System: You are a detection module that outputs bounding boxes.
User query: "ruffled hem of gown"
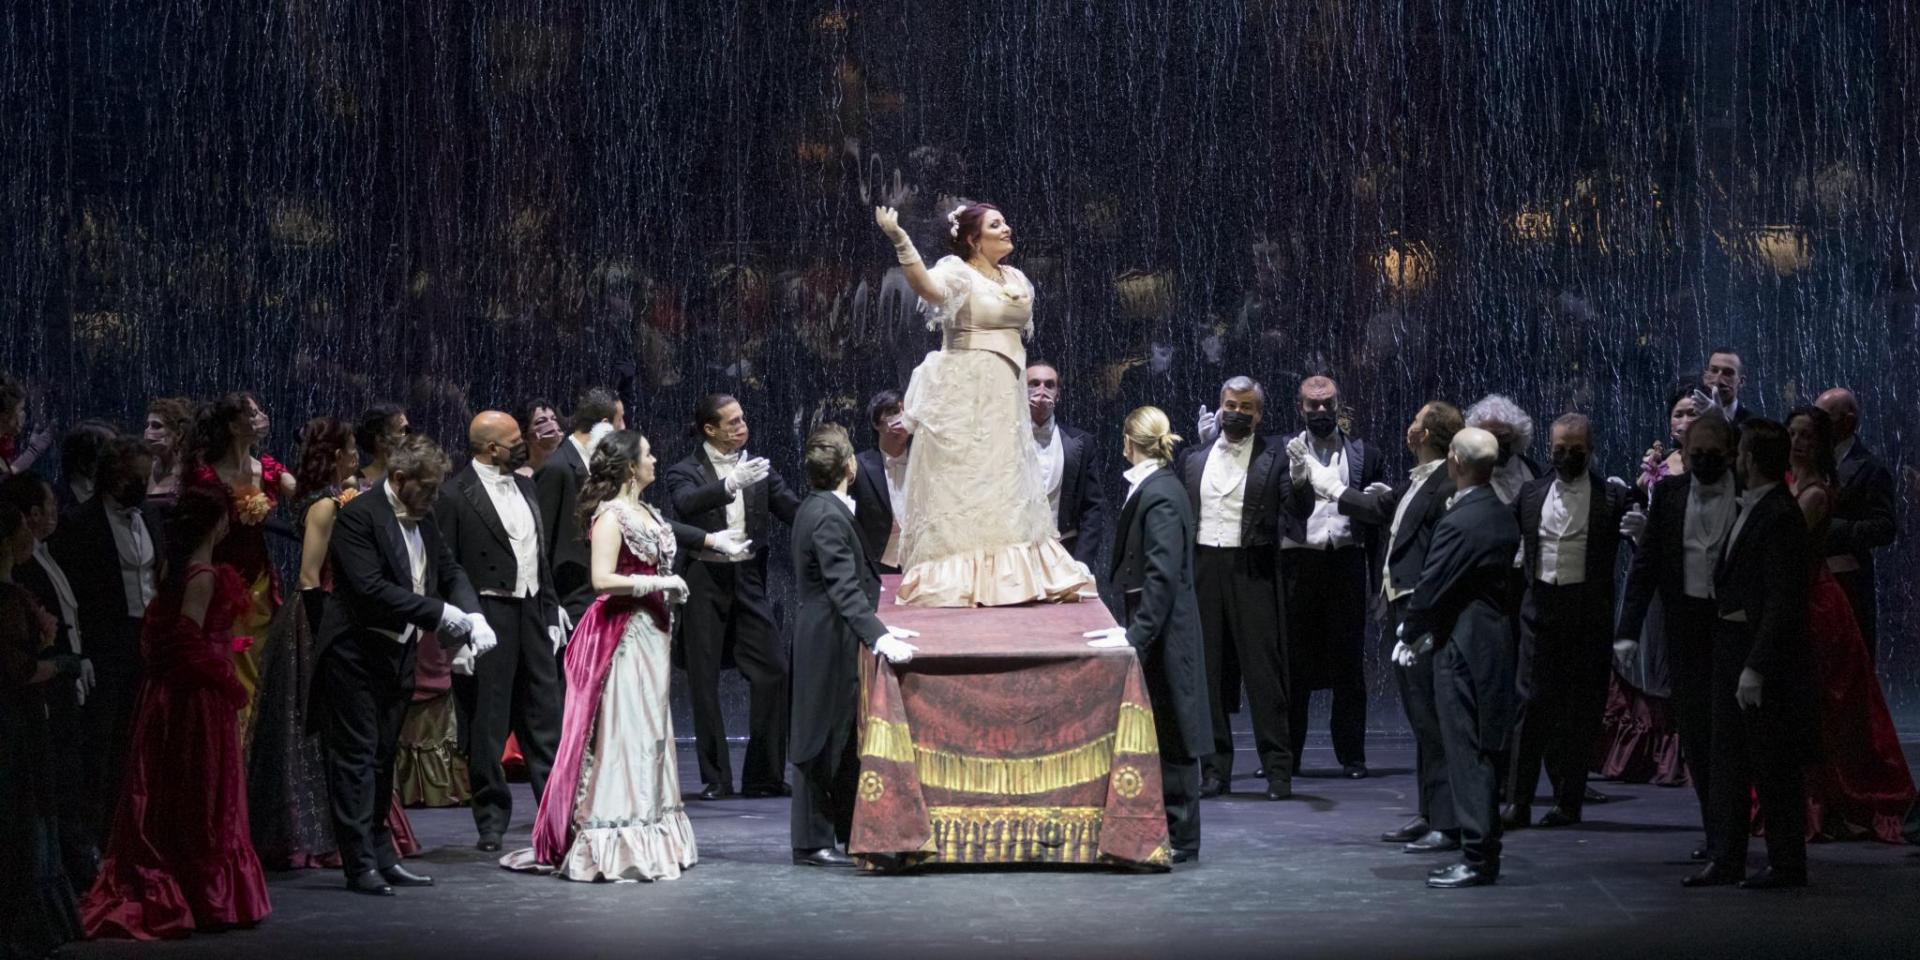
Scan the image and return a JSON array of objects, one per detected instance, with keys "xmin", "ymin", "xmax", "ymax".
[
  {"xmin": 895, "ymin": 537, "xmax": 1097, "ymax": 608},
  {"xmin": 498, "ymin": 813, "xmax": 698, "ymax": 882},
  {"xmin": 81, "ymin": 850, "xmax": 272, "ymax": 940},
  {"xmin": 394, "ymin": 695, "xmax": 471, "ymax": 808},
  {"xmin": 1592, "ymin": 673, "xmax": 1688, "ymax": 787}
]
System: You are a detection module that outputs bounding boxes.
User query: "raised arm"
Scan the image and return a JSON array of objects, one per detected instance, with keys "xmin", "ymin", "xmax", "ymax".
[{"xmin": 875, "ymin": 206, "xmax": 950, "ymax": 306}]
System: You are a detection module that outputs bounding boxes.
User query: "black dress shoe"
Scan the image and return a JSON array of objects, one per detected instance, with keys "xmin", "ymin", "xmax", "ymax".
[
  {"xmin": 743, "ymin": 783, "xmax": 793, "ymax": 799},
  {"xmin": 1738, "ymin": 867, "xmax": 1807, "ymax": 890},
  {"xmin": 1584, "ymin": 786, "xmax": 1611, "ymax": 804},
  {"xmin": 1403, "ymin": 830, "xmax": 1461, "ymax": 854},
  {"xmin": 1536, "ymin": 807, "xmax": 1582, "ymax": 828},
  {"xmin": 476, "ymin": 834, "xmax": 503, "ymax": 853},
  {"xmin": 1499, "ymin": 805, "xmax": 1532, "ymax": 830},
  {"xmin": 1265, "ymin": 781, "xmax": 1293, "ymax": 801},
  {"xmin": 1426, "ymin": 863, "xmax": 1496, "ymax": 888},
  {"xmin": 1382, "ymin": 818, "xmax": 1430, "ymax": 843},
  {"xmin": 1253, "ymin": 767, "xmax": 1267, "ymax": 779},
  {"xmin": 381, "ymin": 864, "xmax": 434, "ymax": 887},
  {"xmin": 346, "ymin": 870, "xmax": 395, "ymax": 896},
  {"xmin": 1343, "ymin": 763, "xmax": 1369, "ymax": 780},
  {"xmin": 1690, "ymin": 846, "xmax": 1712, "ymax": 862},
  {"xmin": 1682, "ymin": 863, "xmax": 1743, "ymax": 887},
  {"xmin": 1198, "ymin": 776, "xmax": 1227, "ymax": 799},
  {"xmin": 1171, "ymin": 848, "xmax": 1199, "ymax": 864},
  {"xmin": 698, "ymin": 784, "xmax": 734, "ymax": 801},
  {"xmin": 792, "ymin": 847, "xmax": 854, "ymax": 867}
]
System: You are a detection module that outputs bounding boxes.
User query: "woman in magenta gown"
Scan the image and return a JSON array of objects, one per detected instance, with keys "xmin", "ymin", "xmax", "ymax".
[
  {"xmin": 81, "ymin": 486, "xmax": 271, "ymax": 939},
  {"xmin": 503, "ymin": 430, "xmax": 696, "ymax": 881},
  {"xmin": 1779, "ymin": 406, "xmax": 1916, "ymax": 843}
]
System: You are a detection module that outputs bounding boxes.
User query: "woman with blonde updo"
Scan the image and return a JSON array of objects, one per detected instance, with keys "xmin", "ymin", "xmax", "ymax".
[
  {"xmin": 1093, "ymin": 406, "xmax": 1208, "ymax": 863},
  {"xmin": 871, "ymin": 201, "xmax": 1096, "ymax": 607}
]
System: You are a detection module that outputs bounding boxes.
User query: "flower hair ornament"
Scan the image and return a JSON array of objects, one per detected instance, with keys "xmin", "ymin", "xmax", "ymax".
[{"xmin": 947, "ymin": 204, "xmax": 968, "ymax": 237}]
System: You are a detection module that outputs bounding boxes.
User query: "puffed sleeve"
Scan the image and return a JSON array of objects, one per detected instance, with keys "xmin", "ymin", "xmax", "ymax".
[{"xmin": 919, "ymin": 255, "xmax": 974, "ymax": 331}]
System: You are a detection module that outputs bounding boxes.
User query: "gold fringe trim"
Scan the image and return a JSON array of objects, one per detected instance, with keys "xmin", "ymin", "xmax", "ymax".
[
  {"xmin": 860, "ymin": 703, "xmax": 1160, "ymax": 796},
  {"xmin": 926, "ymin": 806, "xmax": 1106, "ymax": 864}
]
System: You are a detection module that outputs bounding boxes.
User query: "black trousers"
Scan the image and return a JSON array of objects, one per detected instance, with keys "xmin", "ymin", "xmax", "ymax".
[
  {"xmin": 1161, "ymin": 729, "xmax": 1202, "ymax": 854},
  {"xmin": 1508, "ymin": 581, "xmax": 1612, "ymax": 815},
  {"xmin": 320, "ymin": 633, "xmax": 417, "ymax": 878},
  {"xmin": 1664, "ymin": 595, "xmax": 1718, "ymax": 853},
  {"xmin": 1195, "ymin": 545, "xmax": 1293, "ymax": 786},
  {"xmin": 85, "ymin": 615, "xmax": 143, "ymax": 851},
  {"xmin": 1389, "ymin": 597, "xmax": 1454, "ymax": 832},
  {"xmin": 1283, "ymin": 546, "xmax": 1369, "ymax": 767},
  {"xmin": 1706, "ymin": 620, "xmax": 1807, "ymax": 874},
  {"xmin": 453, "ymin": 595, "xmax": 562, "ymax": 839},
  {"xmin": 790, "ymin": 708, "xmax": 859, "ymax": 851},
  {"xmin": 1435, "ymin": 638, "xmax": 1503, "ymax": 872},
  {"xmin": 682, "ymin": 558, "xmax": 788, "ymax": 792},
  {"xmin": 1831, "ymin": 567, "xmax": 1877, "ymax": 664}
]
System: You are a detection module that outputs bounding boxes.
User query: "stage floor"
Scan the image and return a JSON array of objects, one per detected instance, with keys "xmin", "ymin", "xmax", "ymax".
[{"xmin": 71, "ymin": 732, "xmax": 1920, "ymax": 960}]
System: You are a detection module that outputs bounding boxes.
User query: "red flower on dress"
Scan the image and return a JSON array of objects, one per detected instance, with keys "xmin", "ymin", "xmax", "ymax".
[{"xmin": 335, "ymin": 486, "xmax": 360, "ymax": 508}]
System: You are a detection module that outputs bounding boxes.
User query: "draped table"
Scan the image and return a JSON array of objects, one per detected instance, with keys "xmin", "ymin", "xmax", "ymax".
[{"xmin": 849, "ymin": 578, "xmax": 1171, "ymax": 869}]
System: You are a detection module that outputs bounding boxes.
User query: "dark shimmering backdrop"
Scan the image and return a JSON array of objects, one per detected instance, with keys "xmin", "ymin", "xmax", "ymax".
[{"xmin": 3, "ymin": 1, "xmax": 1917, "ymax": 725}]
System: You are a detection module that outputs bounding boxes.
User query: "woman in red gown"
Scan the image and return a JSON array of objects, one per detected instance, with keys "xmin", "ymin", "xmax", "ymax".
[
  {"xmin": 1781, "ymin": 406, "xmax": 1916, "ymax": 843},
  {"xmin": 81, "ymin": 486, "xmax": 271, "ymax": 939},
  {"xmin": 183, "ymin": 392, "xmax": 298, "ymax": 744}
]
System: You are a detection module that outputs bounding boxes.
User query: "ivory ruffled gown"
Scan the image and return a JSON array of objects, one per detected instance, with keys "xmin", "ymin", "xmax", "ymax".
[{"xmin": 896, "ymin": 255, "xmax": 1096, "ymax": 607}]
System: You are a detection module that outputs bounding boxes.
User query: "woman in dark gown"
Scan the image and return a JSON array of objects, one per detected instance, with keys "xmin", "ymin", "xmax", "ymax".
[
  {"xmin": 0, "ymin": 501, "xmax": 83, "ymax": 959},
  {"xmin": 247, "ymin": 418, "xmax": 418, "ymax": 867},
  {"xmin": 81, "ymin": 487, "xmax": 271, "ymax": 939}
]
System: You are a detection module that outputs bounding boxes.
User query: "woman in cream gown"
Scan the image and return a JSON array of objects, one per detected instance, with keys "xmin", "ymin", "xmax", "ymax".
[{"xmin": 875, "ymin": 202, "xmax": 1096, "ymax": 607}]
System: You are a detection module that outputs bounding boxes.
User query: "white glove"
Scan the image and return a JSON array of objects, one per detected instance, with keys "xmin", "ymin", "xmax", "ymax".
[
  {"xmin": 1196, "ymin": 405, "xmax": 1216, "ymax": 442},
  {"xmin": 1306, "ymin": 457, "xmax": 1345, "ymax": 500},
  {"xmin": 1688, "ymin": 387, "xmax": 1722, "ymax": 417},
  {"xmin": 465, "ymin": 612, "xmax": 498, "ymax": 658},
  {"xmin": 1619, "ymin": 504, "xmax": 1648, "ymax": 543},
  {"xmin": 549, "ymin": 609, "xmax": 569, "ymax": 655},
  {"xmin": 1285, "ymin": 437, "xmax": 1312, "ymax": 484},
  {"xmin": 437, "ymin": 603, "xmax": 474, "ymax": 638},
  {"xmin": 632, "ymin": 574, "xmax": 690, "ymax": 604},
  {"xmin": 1082, "ymin": 627, "xmax": 1131, "ymax": 649},
  {"xmin": 75, "ymin": 658, "xmax": 96, "ymax": 706},
  {"xmin": 1606, "ymin": 476, "xmax": 1631, "ymax": 494},
  {"xmin": 1391, "ymin": 641, "xmax": 1416, "ymax": 668},
  {"xmin": 450, "ymin": 644, "xmax": 477, "ymax": 677},
  {"xmin": 586, "ymin": 420, "xmax": 616, "ymax": 456},
  {"xmin": 1612, "ymin": 637, "xmax": 1639, "ymax": 675},
  {"xmin": 875, "ymin": 206, "xmax": 921, "ymax": 266},
  {"xmin": 709, "ymin": 529, "xmax": 754, "ymax": 558},
  {"xmin": 1736, "ymin": 667, "xmax": 1763, "ymax": 709},
  {"xmin": 874, "ymin": 626, "xmax": 919, "ymax": 664},
  {"xmin": 725, "ymin": 456, "xmax": 772, "ymax": 494},
  {"xmin": 1363, "ymin": 481, "xmax": 1392, "ymax": 497}
]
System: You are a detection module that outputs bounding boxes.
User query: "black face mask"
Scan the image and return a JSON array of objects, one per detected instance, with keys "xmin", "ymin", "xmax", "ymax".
[
  {"xmin": 504, "ymin": 441, "xmax": 530, "ymax": 471},
  {"xmin": 1218, "ymin": 410, "xmax": 1254, "ymax": 441},
  {"xmin": 115, "ymin": 481, "xmax": 147, "ymax": 509},
  {"xmin": 1690, "ymin": 452, "xmax": 1729, "ymax": 485},
  {"xmin": 1495, "ymin": 441, "xmax": 1516, "ymax": 466},
  {"xmin": 1305, "ymin": 411, "xmax": 1338, "ymax": 438},
  {"xmin": 1551, "ymin": 449, "xmax": 1588, "ymax": 480}
]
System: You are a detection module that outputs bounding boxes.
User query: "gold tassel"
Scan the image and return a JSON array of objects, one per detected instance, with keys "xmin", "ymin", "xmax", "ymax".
[
  {"xmin": 913, "ymin": 736, "xmax": 1116, "ymax": 795},
  {"xmin": 859, "ymin": 717, "xmax": 916, "ymax": 764},
  {"xmin": 1114, "ymin": 702, "xmax": 1159, "ymax": 755}
]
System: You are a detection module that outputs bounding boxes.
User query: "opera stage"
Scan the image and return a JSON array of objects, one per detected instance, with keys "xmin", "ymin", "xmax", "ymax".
[{"xmin": 66, "ymin": 731, "xmax": 1920, "ymax": 960}]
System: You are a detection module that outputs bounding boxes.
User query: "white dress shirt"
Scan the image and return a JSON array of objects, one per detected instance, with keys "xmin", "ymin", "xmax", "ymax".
[
  {"xmin": 1537, "ymin": 474, "xmax": 1592, "ymax": 585},
  {"xmin": 705, "ymin": 442, "xmax": 750, "ymax": 554},
  {"xmin": 384, "ymin": 481, "xmax": 429, "ymax": 645},
  {"xmin": 1122, "ymin": 459, "xmax": 1162, "ymax": 505},
  {"xmin": 881, "ymin": 448, "xmax": 910, "ymax": 568},
  {"xmin": 1035, "ymin": 417, "xmax": 1066, "ymax": 516},
  {"xmin": 473, "ymin": 461, "xmax": 539, "ymax": 598},
  {"xmin": 103, "ymin": 496, "xmax": 157, "ymax": 617},
  {"xmin": 832, "ymin": 491, "xmax": 857, "ymax": 514},
  {"xmin": 1682, "ymin": 473, "xmax": 1737, "ymax": 599},
  {"xmin": 1288, "ymin": 431, "xmax": 1355, "ymax": 550},
  {"xmin": 1383, "ymin": 460, "xmax": 1446, "ymax": 602},
  {"xmin": 1197, "ymin": 436, "xmax": 1252, "ymax": 548},
  {"xmin": 31, "ymin": 542, "xmax": 81, "ymax": 653}
]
